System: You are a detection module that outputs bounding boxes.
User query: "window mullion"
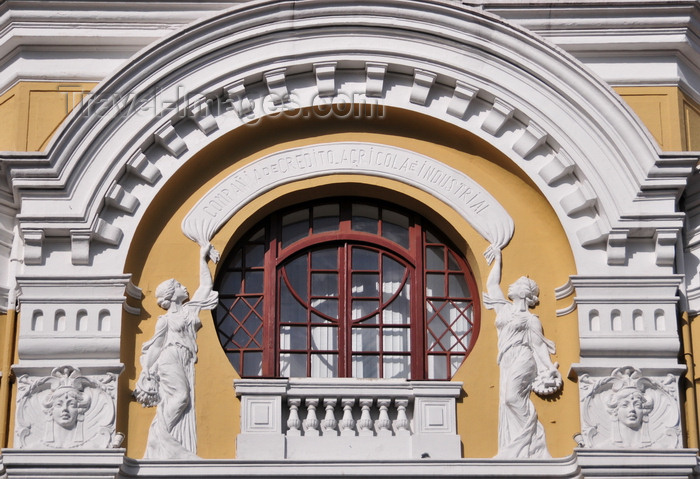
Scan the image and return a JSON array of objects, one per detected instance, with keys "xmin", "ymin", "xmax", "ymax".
[
  {"xmin": 264, "ymin": 220, "xmax": 278, "ymax": 377},
  {"xmin": 412, "ymin": 220, "xmax": 425, "ymax": 380},
  {"xmin": 338, "ymin": 242, "xmax": 349, "ymax": 377}
]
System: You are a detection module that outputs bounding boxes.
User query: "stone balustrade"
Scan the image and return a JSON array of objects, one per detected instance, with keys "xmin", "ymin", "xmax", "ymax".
[{"xmin": 234, "ymin": 378, "xmax": 463, "ymax": 460}]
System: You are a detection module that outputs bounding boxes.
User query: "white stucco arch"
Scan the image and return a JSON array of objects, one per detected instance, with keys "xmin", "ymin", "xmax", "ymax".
[{"xmin": 4, "ymin": 0, "xmax": 695, "ymax": 275}]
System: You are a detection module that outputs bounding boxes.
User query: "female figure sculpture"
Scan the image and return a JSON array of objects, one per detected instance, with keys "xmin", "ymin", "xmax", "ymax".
[
  {"xmin": 134, "ymin": 244, "xmax": 219, "ymax": 459},
  {"xmin": 484, "ymin": 246, "xmax": 562, "ymax": 459}
]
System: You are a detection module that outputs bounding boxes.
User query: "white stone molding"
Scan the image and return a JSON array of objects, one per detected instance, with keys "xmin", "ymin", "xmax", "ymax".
[
  {"xmin": 2, "ymin": 2, "xmax": 699, "ymax": 101},
  {"xmin": 576, "ymin": 449, "xmax": 698, "ymax": 479},
  {"xmin": 118, "ymin": 454, "xmax": 583, "ymax": 478},
  {"xmin": 682, "ymin": 171, "xmax": 700, "ymax": 315},
  {"xmin": 15, "ymin": 276, "xmax": 131, "ymax": 366},
  {"xmin": 577, "ymin": 366, "xmax": 681, "ymax": 449},
  {"xmin": 554, "ymin": 279, "xmax": 576, "ymax": 317},
  {"xmin": 1, "ymin": 449, "xmax": 125, "ymax": 479},
  {"xmin": 234, "ymin": 378, "xmax": 463, "ymax": 461},
  {"xmin": 181, "ymin": 142, "xmax": 514, "ymax": 254},
  {"xmin": 570, "ymin": 276, "xmax": 683, "ymax": 367},
  {"xmin": 485, "ymin": 1, "xmax": 700, "ymax": 104},
  {"xmin": 1, "ymin": 0, "xmax": 694, "ymax": 278},
  {"xmin": 14, "ymin": 365, "xmax": 123, "ymax": 449}
]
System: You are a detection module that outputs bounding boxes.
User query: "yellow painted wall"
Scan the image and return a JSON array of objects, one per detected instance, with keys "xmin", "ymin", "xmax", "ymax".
[
  {"xmin": 0, "ymin": 81, "xmax": 96, "ymax": 151},
  {"xmin": 615, "ymin": 86, "xmax": 700, "ymax": 151},
  {"xmin": 121, "ymin": 109, "xmax": 579, "ymax": 459}
]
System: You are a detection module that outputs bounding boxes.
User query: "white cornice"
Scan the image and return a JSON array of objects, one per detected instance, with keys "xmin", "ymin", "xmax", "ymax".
[
  {"xmin": 478, "ymin": 1, "xmax": 700, "ymax": 101},
  {"xmin": 0, "ymin": 1, "xmax": 239, "ymax": 94},
  {"xmin": 1, "ymin": 1, "xmax": 700, "ymax": 97}
]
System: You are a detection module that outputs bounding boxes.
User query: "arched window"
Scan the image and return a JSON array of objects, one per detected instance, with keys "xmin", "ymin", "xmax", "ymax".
[{"xmin": 214, "ymin": 198, "xmax": 480, "ymax": 380}]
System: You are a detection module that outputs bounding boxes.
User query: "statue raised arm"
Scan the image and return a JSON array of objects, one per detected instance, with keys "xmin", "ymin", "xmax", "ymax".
[
  {"xmin": 483, "ymin": 246, "xmax": 562, "ymax": 459},
  {"xmin": 134, "ymin": 243, "xmax": 219, "ymax": 459}
]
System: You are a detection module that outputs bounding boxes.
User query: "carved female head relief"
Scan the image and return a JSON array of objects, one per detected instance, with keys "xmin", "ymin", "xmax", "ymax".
[{"xmin": 44, "ymin": 386, "xmax": 90, "ymax": 430}]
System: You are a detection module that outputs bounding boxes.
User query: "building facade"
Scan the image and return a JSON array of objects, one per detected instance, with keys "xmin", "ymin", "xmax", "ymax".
[{"xmin": 0, "ymin": 0, "xmax": 700, "ymax": 477}]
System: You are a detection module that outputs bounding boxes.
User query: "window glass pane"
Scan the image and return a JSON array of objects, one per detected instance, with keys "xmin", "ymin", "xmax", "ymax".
[
  {"xmin": 382, "ymin": 255, "xmax": 405, "ymax": 301},
  {"xmin": 280, "ymin": 325, "xmax": 307, "ymax": 350},
  {"xmin": 231, "ymin": 297, "xmax": 253, "ymax": 321},
  {"xmin": 352, "ymin": 355, "xmax": 379, "ymax": 378},
  {"xmin": 451, "ymin": 355, "xmax": 465, "ymax": 377},
  {"xmin": 383, "ymin": 355, "xmax": 410, "ymax": 379},
  {"xmin": 245, "ymin": 244, "xmax": 265, "ymax": 267},
  {"xmin": 352, "ymin": 248, "xmax": 378, "ymax": 270},
  {"xmin": 428, "ymin": 355, "xmax": 448, "ymax": 380},
  {"xmin": 381, "ymin": 209, "xmax": 409, "ymax": 248},
  {"xmin": 285, "ymin": 255, "xmax": 308, "ymax": 299},
  {"xmin": 217, "ymin": 309, "xmax": 236, "ymax": 342},
  {"xmin": 311, "ymin": 312, "xmax": 333, "ymax": 324},
  {"xmin": 313, "ymin": 204, "xmax": 340, "ymax": 233},
  {"xmin": 426, "ymin": 246, "xmax": 444, "ymax": 270},
  {"xmin": 311, "ymin": 298, "xmax": 338, "ymax": 319},
  {"xmin": 352, "ymin": 204, "xmax": 379, "ymax": 234},
  {"xmin": 219, "ymin": 271, "xmax": 242, "ymax": 295},
  {"xmin": 352, "ymin": 273, "xmax": 379, "ymax": 297},
  {"xmin": 232, "ymin": 249, "xmax": 243, "ymax": 269},
  {"xmin": 280, "ymin": 282, "xmax": 307, "ymax": 323},
  {"xmin": 382, "ymin": 293, "xmax": 410, "ymax": 325},
  {"xmin": 426, "ymin": 273, "xmax": 445, "ymax": 296},
  {"xmin": 226, "ymin": 351, "xmax": 241, "ymax": 373},
  {"xmin": 383, "ymin": 327, "xmax": 410, "ymax": 352},
  {"xmin": 312, "ymin": 248, "xmax": 337, "ymax": 269},
  {"xmin": 449, "ymin": 274, "xmax": 470, "ymax": 297},
  {"xmin": 311, "ymin": 354, "xmax": 338, "ymax": 377},
  {"xmin": 312, "ymin": 272, "xmax": 337, "ymax": 296},
  {"xmin": 352, "ymin": 327, "xmax": 379, "ymax": 351},
  {"xmin": 447, "ymin": 251, "xmax": 460, "ymax": 270},
  {"xmin": 249, "ymin": 227, "xmax": 265, "ymax": 242},
  {"xmin": 311, "ymin": 326, "xmax": 337, "ymax": 350},
  {"xmin": 282, "ymin": 209, "xmax": 309, "ymax": 247},
  {"xmin": 352, "ymin": 299, "xmax": 379, "ymax": 320},
  {"xmin": 280, "ymin": 353, "xmax": 307, "ymax": 377},
  {"xmin": 427, "ymin": 302, "xmax": 448, "ymax": 351},
  {"xmin": 243, "ymin": 351, "xmax": 263, "ymax": 376},
  {"xmin": 233, "ymin": 316, "xmax": 262, "ymax": 348},
  {"xmin": 244, "ymin": 271, "xmax": 263, "ymax": 293},
  {"xmin": 425, "ymin": 230, "xmax": 439, "ymax": 243}
]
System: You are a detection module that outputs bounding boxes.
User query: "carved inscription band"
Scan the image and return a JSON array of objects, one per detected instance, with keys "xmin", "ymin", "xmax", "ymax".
[{"xmin": 182, "ymin": 142, "xmax": 514, "ymax": 252}]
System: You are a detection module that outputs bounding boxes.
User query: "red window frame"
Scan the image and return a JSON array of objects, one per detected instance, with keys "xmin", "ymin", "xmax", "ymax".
[{"xmin": 213, "ymin": 198, "xmax": 480, "ymax": 380}]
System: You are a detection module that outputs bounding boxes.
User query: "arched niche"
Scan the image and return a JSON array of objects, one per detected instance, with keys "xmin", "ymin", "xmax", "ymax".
[{"xmin": 120, "ymin": 123, "xmax": 579, "ymax": 459}]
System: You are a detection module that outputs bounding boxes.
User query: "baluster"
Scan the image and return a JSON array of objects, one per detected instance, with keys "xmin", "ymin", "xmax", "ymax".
[
  {"xmin": 340, "ymin": 398, "xmax": 356, "ymax": 436},
  {"xmin": 303, "ymin": 398, "xmax": 320, "ymax": 436},
  {"xmin": 395, "ymin": 399, "xmax": 410, "ymax": 436},
  {"xmin": 287, "ymin": 398, "xmax": 302, "ymax": 436},
  {"xmin": 358, "ymin": 398, "xmax": 374, "ymax": 436},
  {"xmin": 322, "ymin": 398, "xmax": 338, "ymax": 436},
  {"xmin": 376, "ymin": 399, "xmax": 392, "ymax": 437}
]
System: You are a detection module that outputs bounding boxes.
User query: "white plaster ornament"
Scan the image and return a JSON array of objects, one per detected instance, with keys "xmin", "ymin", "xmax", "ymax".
[
  {"xmin": 579, "ymin": 366, "xmax": 681, "ymax": 449},
  {"xmin": 182, "ymin": 142, "xmax": 514, "ymax": 253},
  {"xmin": 15, "ymin": 365, "xmax": 121, "ymax": 449},
  {"xmin": 483, "ymin": 246, "xmax": 562, "ymax": 459},
  {"xmin": 134, "ymin": 243, "xmax": 219, "ymax": 459}
]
